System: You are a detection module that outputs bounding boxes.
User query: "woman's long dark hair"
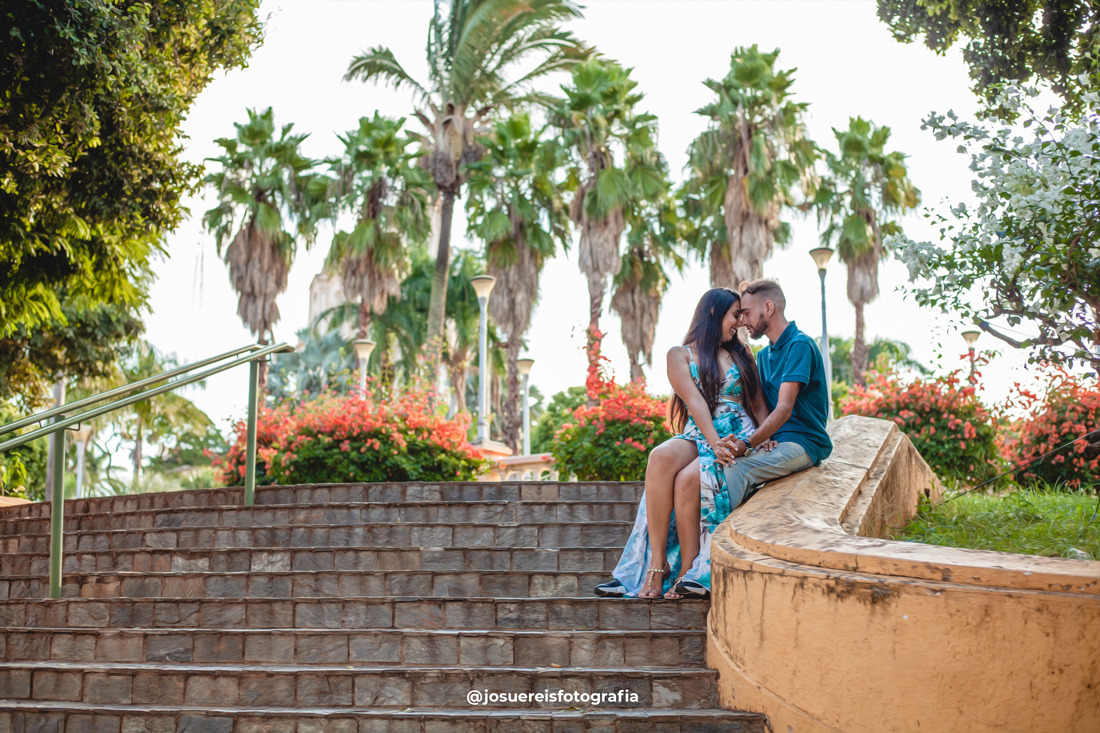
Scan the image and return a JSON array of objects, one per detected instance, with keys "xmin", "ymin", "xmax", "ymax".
[{"xmin": 668, "ymin": 288, "xmax": 762, "ymax": 434}]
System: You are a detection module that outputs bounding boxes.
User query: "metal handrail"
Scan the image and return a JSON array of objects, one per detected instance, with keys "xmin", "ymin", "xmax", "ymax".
[
  {"xmin": 0, "ymin": 344, "xmax": 263, "ymax": 438},
  {"xmin": 0, "ymin": 341, "xmax": 293, "ymax": 598}
]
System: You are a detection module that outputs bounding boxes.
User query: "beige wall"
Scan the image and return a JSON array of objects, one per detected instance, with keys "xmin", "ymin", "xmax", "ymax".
[{"xmin": 708, "ymin": 415, "xmax": 1100, "ymax": 733}]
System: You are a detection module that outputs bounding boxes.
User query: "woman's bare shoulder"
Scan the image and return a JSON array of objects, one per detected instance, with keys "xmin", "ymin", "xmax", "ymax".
[{"xmin": 666, "ymin": 344, "xmax": 692, "ymax": 361}]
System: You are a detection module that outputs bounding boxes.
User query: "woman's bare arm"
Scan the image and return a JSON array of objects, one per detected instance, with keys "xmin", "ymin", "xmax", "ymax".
[{"xmin": 667, "ymin": 346, "xmax": 735, "ymax": 464}]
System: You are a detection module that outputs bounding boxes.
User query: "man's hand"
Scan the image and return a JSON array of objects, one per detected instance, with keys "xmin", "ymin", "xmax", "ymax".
[{"xmin": 713, "ymin": 441, "xmax": 736, "ymax": 466}]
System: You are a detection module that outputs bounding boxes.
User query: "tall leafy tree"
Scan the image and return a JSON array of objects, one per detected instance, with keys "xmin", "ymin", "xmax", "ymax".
[
  {"xmin": 877, "ymin": 0, "xmax": 1099, "ymax": 118},
  {"xmin": 325, "ymin": 113, "xmax": 433, "ymax": 340},
  {"xmin": 556, "ymin": 59, "xmax": 666, "ymax": 388},
  {"xmin": 612, "ymin": 187, "xmax": 684, "ymax": 383},
  {"xmin": 466, "ymin": 113, "xmax": 571, "ymax": 450},
  {"xmin": 683, "ymin": 46, "xmax": 817, "ymax": 289},
  {"xmin": 1, "ymin": 0, "xmax": 262, "ymax": 337},
  {"xmin": 344, "ymin": 0, "xmax": 589, "ymax": 372},
  {"xmin": 203, "ymin": 108, "xmax": 325, "ymax": 388},
  {"xmin": 815, "ymin": 117, "xmax": 920, "ymax": 386}
]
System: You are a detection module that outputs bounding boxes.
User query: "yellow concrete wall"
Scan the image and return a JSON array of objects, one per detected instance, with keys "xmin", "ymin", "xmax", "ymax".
[{"xmin": 708, "ymin": 415, "xmax": 1100, "ymax": 733}]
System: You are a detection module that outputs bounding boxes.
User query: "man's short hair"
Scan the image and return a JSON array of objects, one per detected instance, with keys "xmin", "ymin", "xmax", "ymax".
[{"xmin": 739, "ymin": 278, "xmax": 786, "ymax": 313}]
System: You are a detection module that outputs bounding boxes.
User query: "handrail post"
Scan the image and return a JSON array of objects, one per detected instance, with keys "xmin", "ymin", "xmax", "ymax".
[
  {"xmin": 48, "ymin": 417, "xmax": 66, "ymax": 599},
  {"xmin": 244, "ymin": 359, "xmax": 259, "ymax": 506}
]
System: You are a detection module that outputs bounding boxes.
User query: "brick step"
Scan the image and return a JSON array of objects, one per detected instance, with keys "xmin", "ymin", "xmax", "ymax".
[
  {"xmin": 0, "ymin": 546, "xmax": 624, "ymax": 576},
  {"xmin": 0, "ymin": 481, "xmax": 645, "ymax": 519},
  {"xmin": 0, "ymin": 520, "xmax": 633, "ymax": 554},
  {"xmin": 1, "ymin": 569, "xmax": 617, "ymax": 600},
  {"xmin": 0, "ymin": 701, "xmax": 767, "ymax": 733},
  {"xmin": 0, "ymin": 500, "xmax": 640, "ymax": 535},
  {"xmin": 1, "ymin": 627, "xmax": 706, "ymax": 667},
  {"xmin": 0, "ymin": 596, "xmax": 707, "ymax": 631},
  {"xmin": 0, "ymin": 661, "xmax": 719, "ymax": 709}
]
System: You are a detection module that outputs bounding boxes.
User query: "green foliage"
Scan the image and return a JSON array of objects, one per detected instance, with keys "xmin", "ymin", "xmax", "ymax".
[
  {"xmin": 551, "ymin": 372, "xmax": 669, "ymax": 481},
  {"xmin": 841, "ymin": 369, "xmax": 1002, "ymax": 484},
  {"xmin": 896, "ymin": 87, "xmax": 1100, "ymax": 376},
  {"xmin": 896, "ymin": 486, "xmax": 1100, "ymax": 560},
  {"xmin": 1, "ymin": 0, "xmax": 263, "ymax": 336},
  {"xmin": 531, "ymin": 387, "xmax": 587, "ymax": 453},
  {"xmin": 1004, "ymin": 364, "xmax": 1100, "ymax": 490},
  {"xmin": 218, "ymin": 388, "xmax": 488, "ymax": 486},
  {"xmin": 203, "ymin": 107, "xmax": 325, "ymax": 341},
  {"xmin": 681, "ymin": 45, "xmax": 817, "ymax": 277},
  {"xmin": 0, "ymin": 300, "xmax": 143, "ymax": 409},
  {"xmin": 815, "ymin": 117, "xmax": 920, "ymax": 263},
  {"xmin": 877, "ymin": 0, "xmax": 1099, "ymax": 118},
  {"xmin": 0, "ymin": 404, "xmax": 46, "ymax": 501},
  {"xmin": 325, "ymin": 113, "xmax": 433, "ymax": 334},
  {"xmin": 828, "ymin": 336, "xmax": 928, "ymax": 387},
  {"xmin": 267, "ymin": 327, "xmax": 357, "ymax": 402}
]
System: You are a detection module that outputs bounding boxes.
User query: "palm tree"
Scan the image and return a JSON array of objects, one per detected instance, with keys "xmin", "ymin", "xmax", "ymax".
[
  {"xmin": 683, "ymin": 46, "xmax": 817, "ymax": 288},
  {"xmin": 465, "ymin": 112, "xmax": 571, "ymax": 450},
  {"xmin": 555, "ymin": 59, "xmax": 666, "ymax": 390},
  {"xmin": 828, "ymin": 335, "xmax": 928, "ymax": 386},
  {"xmin": 816, "ymin": 117, "xmax": 920, "ymax": 385},
  {"xmin": 344, "ymin": 0, "xmax": 589, "ymax": 373},
  {"xmin": 612, "ymin": 187, "xmax": 684, "ymax": 383},
  {"xmin": 326, "ymin": 114, "xmax": 433, "ymax": 340},
  {"xmin": 203, "ymin": 108, "xmax": 324, "ymax": 389}
]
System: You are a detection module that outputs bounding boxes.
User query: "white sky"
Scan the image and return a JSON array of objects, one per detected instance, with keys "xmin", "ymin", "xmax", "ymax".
[{"xmin": 149, "ymin": 0, "xmax": 1038, "ymax": 433}]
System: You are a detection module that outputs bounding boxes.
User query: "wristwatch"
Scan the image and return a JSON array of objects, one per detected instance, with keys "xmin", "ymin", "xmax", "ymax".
[{"xmin": 739, "ymin": 438, "xmax": 754, "ymax": 456}]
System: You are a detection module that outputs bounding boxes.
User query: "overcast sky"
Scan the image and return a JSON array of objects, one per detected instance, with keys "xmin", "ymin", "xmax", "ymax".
[{"xmin": 148, "ymin": 0, "xmax": 1036, "ymax": 434}]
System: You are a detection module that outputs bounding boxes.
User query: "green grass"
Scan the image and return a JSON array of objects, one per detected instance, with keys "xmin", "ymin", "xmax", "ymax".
[{"xmin": 895, "ymin": 486, "xmax": 1100, "ymax": 560}]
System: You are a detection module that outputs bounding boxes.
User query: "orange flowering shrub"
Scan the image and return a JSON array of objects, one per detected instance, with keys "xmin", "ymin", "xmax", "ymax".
[
  {"xmin": 841, "ymin": 365, "xmax": 1001, "ymax": 484},
  {"xmin": 552, "ymin": 329, "xmax": 670, "ymax": 480},
  {"xmin": 1004, "ymin": 364, "xmax": 1100, "ymax": 489},
  {"xmin": 217, "ymin": 384, "xmax": 489, "ymax": 486}
]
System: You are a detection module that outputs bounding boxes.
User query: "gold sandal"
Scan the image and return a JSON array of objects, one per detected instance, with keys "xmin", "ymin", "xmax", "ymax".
[{"xmin": 639, "ymin": 564, "xmax": 670, "ymax": 599}]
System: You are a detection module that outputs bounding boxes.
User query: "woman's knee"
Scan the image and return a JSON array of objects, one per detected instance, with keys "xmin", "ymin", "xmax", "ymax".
[
  {"xmin": 673, "ymin": 467, "xmax": 699, "ymax": 507},
  {"xmin": 647, "ymin": 439, "xmax": 695, "ymax": 477}
]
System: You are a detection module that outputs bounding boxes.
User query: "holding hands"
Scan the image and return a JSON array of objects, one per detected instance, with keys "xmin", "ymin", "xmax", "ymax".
[{"xmin": 711, "ymin": 435, "xmax": 779, "ymax": 466}]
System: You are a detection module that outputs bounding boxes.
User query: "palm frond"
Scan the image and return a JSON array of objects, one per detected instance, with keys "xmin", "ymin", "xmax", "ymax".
[{"xmin": 345, "ymin": 46, "xmax": 432, "ymax": 105}]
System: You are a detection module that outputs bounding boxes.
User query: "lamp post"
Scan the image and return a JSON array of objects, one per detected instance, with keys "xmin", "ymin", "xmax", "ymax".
[
  {"xmin": 517, "ymin": 358, "xmax": 535, "ymax": 455},
  {"xmin": 71, "ymin": 424, "xmax": 93, "ymax": 500},
  {"xmin": 352, "ymin": 339, "xmax": 376, "ymax": 394},
  {"xmin": 470, "ymin": 275, "xmax": 496, "ymax": 443},
  {"xmin": 962, "ymin": 329, "xmax": 980, "ymax": 383},
  {"xmin": 809, "ymin": 247, "xmax": 835, "ymax": 418}
]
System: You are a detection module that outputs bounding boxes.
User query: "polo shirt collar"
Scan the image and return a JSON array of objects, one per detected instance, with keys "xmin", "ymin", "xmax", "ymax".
[{"xmin": 771, "ymin": 321, "xmax": 798, "ymax": 351}]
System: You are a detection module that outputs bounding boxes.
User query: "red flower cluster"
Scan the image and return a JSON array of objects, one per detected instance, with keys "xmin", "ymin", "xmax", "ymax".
[
  {"xmin": 1003, "ymin": 363, "xmax": 1100, "ymax": 489},
  {"xmin": 216, "ymin": 382, "xmax": 487, "ymax": 486},
  {"xmin": 553, "ymin": 332, "xmax": 670, "ymax": 481},
  {"xmin": 841, "ymin": 364, "xmax": 1001, "ymax": 484}
]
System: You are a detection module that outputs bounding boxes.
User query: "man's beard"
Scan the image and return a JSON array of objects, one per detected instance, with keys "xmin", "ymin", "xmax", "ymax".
[{"xmin": 747, "ymin": 316, "xmax": 769, "ymax": 339}]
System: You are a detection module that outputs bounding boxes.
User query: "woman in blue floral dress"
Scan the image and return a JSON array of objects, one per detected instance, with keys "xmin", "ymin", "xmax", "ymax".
[{"xmin": 596, "ymin": 288, "xmax": 771, "ymax": 600}]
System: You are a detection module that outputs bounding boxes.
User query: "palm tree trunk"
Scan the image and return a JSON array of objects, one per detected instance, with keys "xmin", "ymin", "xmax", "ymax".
[
  {"xmin": 357, "ymin": 299, "xmax": 371, "ymax": 340},
  {"xmin": 585, "ymin": 290, "xmax": 604, "ymax": 407},
  {"xmin": 425, "ymin": 190, "xmax": 455, "ymax": 375},
  {"xmin": 448, "ymin": 359, "xmax": 468, "ymax": 414},
  {"xmin": 500, "ymin": 341, "xmax": 523, "ymax": 453},
  {"xmin": 852, "ymin": 302, "xmax": 870, "ymax": 387}
]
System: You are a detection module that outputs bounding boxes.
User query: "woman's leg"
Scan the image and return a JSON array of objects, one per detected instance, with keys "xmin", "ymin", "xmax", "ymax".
[
  {"xmin": 640, "ymin": 438, "xmax": 698, "ymax": 597},
  {"xmin": 665, "ymin": 461, "xmax": 701, "ymax": 599}
]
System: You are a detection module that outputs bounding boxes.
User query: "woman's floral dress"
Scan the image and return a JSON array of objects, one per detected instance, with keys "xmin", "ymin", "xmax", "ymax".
[{"xmin": 608, "ymin": 347, "xmax": 756, "ymax": 595}]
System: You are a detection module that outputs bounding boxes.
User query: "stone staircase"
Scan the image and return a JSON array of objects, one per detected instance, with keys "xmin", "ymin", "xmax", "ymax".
[{"xmin": 0, "ymin": 482, "xmax": 767, "ymax": 732}]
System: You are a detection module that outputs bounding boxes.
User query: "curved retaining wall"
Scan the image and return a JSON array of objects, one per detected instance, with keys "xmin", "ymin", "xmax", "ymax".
[{"xmin": 708, "ymin": 415, "xmax": 1100, "ymax": 733}]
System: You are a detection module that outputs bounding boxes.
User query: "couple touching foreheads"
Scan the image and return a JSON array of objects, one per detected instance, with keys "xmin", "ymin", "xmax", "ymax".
[{"xmin": 596, "ymin": 279, "xmax": 832, "ymax": 600}]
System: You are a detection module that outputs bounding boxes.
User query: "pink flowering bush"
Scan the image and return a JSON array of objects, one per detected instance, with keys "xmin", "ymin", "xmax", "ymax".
[
  {"xmin": 217, "ymin": 384, "xmax": 489, "ymax": 485},
  {"xmin": 1003, "ymin": 364, "xmax": 1100, "ymax": 489},
  {"xmin": 841, "ymin": 361, "xmax": 1001, "ymax": 484},
  {"xmin": 551, "ymin": 330, "xmax": 670, "ymax": 481}
]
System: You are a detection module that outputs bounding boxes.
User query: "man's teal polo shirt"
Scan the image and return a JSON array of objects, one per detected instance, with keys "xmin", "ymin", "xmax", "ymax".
[{"xmin": 756, "ymin": 321, "xmax": 832, "ymax": 464}]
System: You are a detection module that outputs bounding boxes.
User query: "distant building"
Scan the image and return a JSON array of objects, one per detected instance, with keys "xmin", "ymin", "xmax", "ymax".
[{"xmin": 307, "ymin": 273, "xmax": 355, "ymax": 339}]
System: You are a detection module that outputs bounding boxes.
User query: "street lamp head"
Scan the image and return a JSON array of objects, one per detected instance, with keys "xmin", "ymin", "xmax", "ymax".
[
  {"xmin": 352, "ymin": 339, "xmax": 376, "ymax": 363},
  {"xmin": 517, "ymin": 358, "xmax": 535, "ymax": 376},
  {"xmin": 961, "ymin": 329, "xmax": 981, "ymax": 348},
  {"xmin": 470, "ymin": 275, "xmax": 496, "ymax": 301},
  {"xmin": 809, "ymin": 247, "xmax": 835, "ymax": 272}
]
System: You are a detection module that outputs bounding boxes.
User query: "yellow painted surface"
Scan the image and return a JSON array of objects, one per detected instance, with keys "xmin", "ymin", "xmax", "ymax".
[{"xmin": 708, "ymin": 415, "xmax": 1100, "ymax": 733}]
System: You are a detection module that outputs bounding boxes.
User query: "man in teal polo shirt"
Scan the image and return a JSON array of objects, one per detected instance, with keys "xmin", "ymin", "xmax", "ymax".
[{"xmin": 716, "ymin": 278, "xmax": 832, "ymax": 507}]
